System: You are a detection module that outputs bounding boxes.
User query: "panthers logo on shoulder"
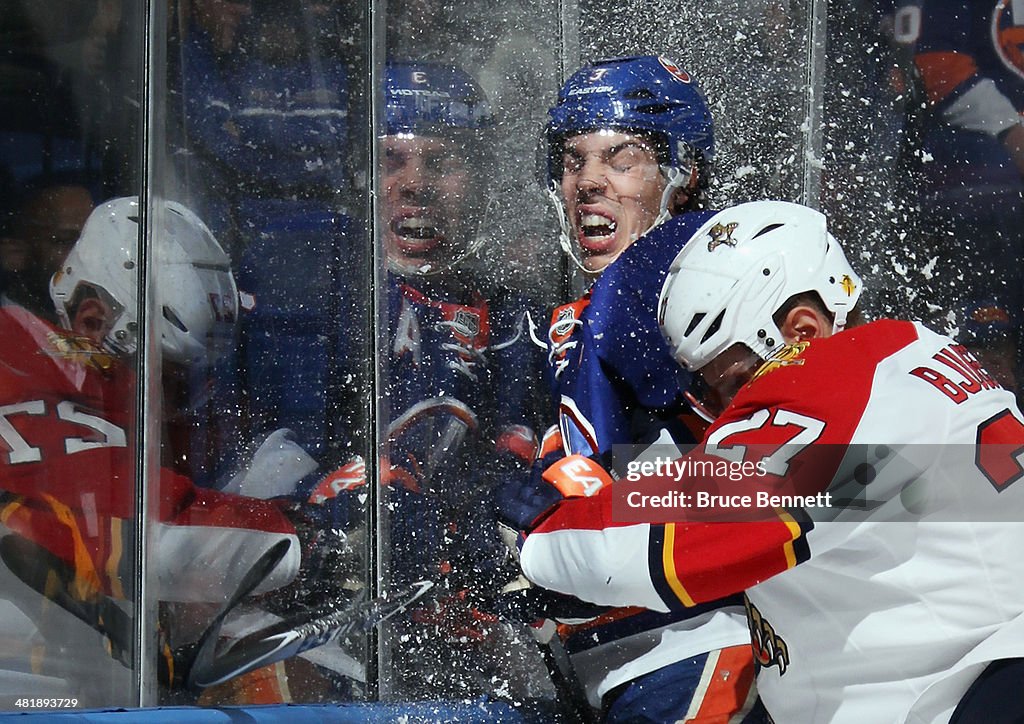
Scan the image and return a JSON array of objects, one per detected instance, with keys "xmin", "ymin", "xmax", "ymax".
[
  {"xmin": 751, "ymin": 341, "xmax": 810, "ymax": 382},
  {"xmin": 745, "ymin": 596, "xmax": 790, "ymax": 675},
  {"xmin": 46, "ymin": 332, "xmax": 117, "ymax": 372}
]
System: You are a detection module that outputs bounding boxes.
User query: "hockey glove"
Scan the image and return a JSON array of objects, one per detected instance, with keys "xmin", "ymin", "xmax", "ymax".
[
  {"xmin": 495, "ymin": 451, "xmax": 614, "ymax": 544},
  {"xmin": 262, "ymin": 501, "xmax": 363, "ymax": 615}
]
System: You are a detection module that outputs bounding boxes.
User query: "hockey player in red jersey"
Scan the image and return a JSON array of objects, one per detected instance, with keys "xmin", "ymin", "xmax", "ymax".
[
  {"xmin": 0, "ymin": 197, "xmax": 352, "ymax": 702},
  {"xmin": 516, "ymin": 200, "xmax": 1024, "ymax": 722}
]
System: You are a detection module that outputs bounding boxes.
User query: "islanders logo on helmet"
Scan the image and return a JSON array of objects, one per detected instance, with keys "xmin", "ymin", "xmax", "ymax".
[
  {"xmin": 657, "ymin": 57, "xmax": 691, "ymax": 83},
  {"xmin": 384, "ymin": 60, "xmax": 494, "ymax": 137},
  {"xmin": 544, "ymin": 55, "xmax": 714, "ymax": 186}
]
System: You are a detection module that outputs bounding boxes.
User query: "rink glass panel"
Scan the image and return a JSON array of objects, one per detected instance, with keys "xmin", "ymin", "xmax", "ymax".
[
  {"xmin": 3, "ymin": 0, "xmax": 1015, "ymax": 713},
  {"xmin": 372, "ymin": 0, "xmax": 566, "ymax": 709},
  {"xmin": 0, "ymin": 0, "xmax": 144, "ymax": 707},
  {"xmin": 156, "ymin": 0, "xmax": 375, "ymax": 707}
]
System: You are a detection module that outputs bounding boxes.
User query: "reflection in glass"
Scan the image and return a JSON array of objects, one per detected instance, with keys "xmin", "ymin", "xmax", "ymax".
[{"xmin": 375, "ymin": 59, "xmax": 556, "ymax": 711}]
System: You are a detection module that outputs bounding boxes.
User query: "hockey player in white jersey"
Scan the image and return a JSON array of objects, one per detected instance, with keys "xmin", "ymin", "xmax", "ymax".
[{"xmin": 515, "ymin": 200, "xmax": 1024, "ymax": 722}]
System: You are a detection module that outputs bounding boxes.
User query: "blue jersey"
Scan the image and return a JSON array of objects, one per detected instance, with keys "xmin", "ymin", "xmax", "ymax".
[
  {"xmin": 895, "ymin": 0, "xmax": 1024, "ymax": 195},
  {"xmin": 892, "ymin": 0, "xmax": 1024, "ymax": 374},
  {"xmin": 178, "ymin": 25, "xmax": 350, "ymax": 196},
  {"xmin": 543, "ymin": 213, "xmax": 752, "ymax": 711},
  {"xmin": 215, "ymin": 215, "xmax": 540, "ymax": 575},
  {"xmin": 549, "ymin": 212, "xmax": 714, "ymax": 458}
]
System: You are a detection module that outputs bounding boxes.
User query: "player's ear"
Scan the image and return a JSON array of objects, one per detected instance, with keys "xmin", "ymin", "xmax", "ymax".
[
  {"xmin": 779, "ymin": 305, "xmax": 829, "ymax": 344},
  {"xmin": 72, "ymin": 297, "xmax": 111, "ymax": 345}
]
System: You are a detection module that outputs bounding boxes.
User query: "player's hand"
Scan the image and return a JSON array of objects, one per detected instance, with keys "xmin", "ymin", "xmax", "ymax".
[{"xmin": 495, "ymin": 452, "xmax": 614, "ymax": 539}]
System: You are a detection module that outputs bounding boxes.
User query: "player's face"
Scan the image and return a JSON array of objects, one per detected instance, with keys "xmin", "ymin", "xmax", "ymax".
[
  {"xmin": 382, "ymin": 134, "xmax": 471, "ymax": 275},
  {"xmin": 70, "ymin": 296, "xmax": 116, "ymax": 349},
  {"xmin": 560, "ymin": 130, "xmax": 665, "ymax": 273},
  {"xmin": 692, "ymin": 344, "xmax": 764, "ymax": 419}
]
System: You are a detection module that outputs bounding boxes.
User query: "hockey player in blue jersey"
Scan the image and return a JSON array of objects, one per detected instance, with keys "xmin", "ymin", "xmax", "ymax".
[
  {"xmin": 218, "ymin": 59, "xmax": 550, "ymax": 706},
  {"xmin": 171, "ymin": 0, "xmax": 353, "ymax": 250},
  {"xmin": 892, "ymin": 0, "xmax": 1024, "ymax": 393},
  {"xmin": 499, "ymin": 56, "xmax": 758, "ymax": 722}
]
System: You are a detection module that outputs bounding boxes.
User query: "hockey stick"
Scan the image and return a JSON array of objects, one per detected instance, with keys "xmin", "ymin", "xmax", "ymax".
[
  {"xmin": 181, "ymin": 538, "xmax": 293, "ymax": 689},
  {"xmin": 1, "ymin": 533, "xmax": 435, "ymax": 690},
  {"xmin": 537, "ymin": 631, "xmax": 597, "ymax": 724},
  {"xmin": 0, "ymin": 533, "xmax": 290, "ymax": 687},
  {"xmin": 188, "ymin": 579, "xmax": 434, "ymax": 688}
]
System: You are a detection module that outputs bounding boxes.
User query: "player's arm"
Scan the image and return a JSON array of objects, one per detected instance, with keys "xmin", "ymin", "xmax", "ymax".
[
  {"xmin": 517, "ymin": 439, "xmax": 819, "ymax": 613},
  {"xmin": 908, "ymin": 4, "xmax": 1024, "ymax": 171}
]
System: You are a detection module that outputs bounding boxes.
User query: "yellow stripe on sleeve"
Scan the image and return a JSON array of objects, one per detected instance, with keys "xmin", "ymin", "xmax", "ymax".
[
  {"xmin": 662, "ymin": 523, "xmax": 697, "ymax": 607},
  {"xmin": 106, "ymin": 517, "xmax": 124, "ymax": 600},
  {"xmin": 776, "ymin": 509, "xmax": 803, "ymax": 570}
]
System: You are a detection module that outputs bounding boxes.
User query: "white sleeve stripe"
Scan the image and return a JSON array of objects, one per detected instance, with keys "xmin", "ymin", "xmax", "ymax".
[
  {"xmin": 943, "ymin": 79, "xmax": 1022, "ymax": 136},
  {"xmin": 520, "ymin": 524, "xmax": 670, "ymax": 612}
]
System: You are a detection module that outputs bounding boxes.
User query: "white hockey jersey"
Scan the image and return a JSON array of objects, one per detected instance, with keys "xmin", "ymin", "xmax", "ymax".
[{"xmin": 521, "ymin": 320, "xmax": 1024, "ymax": 722}]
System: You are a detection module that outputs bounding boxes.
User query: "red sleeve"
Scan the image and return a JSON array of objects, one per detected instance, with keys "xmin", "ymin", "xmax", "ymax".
[
  {"xmin": 163, "ymin": 471, "xmax": 294, "ymax": 534},
  {"xmin": 525, "ymin": 321, "xmax": 920, "ymax": 610}
]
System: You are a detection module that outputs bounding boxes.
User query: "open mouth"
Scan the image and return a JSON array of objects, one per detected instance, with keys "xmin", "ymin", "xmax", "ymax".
[
  {"xmin": 391, "ymin": 213, "xmax": 444, "ymax": 254},
  {"xmin": 577, "ymin": 211, "xmax": 617, "ymax": 250}
]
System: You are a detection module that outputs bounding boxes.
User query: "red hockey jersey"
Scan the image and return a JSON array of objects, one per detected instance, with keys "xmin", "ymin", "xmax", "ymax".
[
  {"xmin": 522, "ymin": 319, "xmax": 1024, "ymax": 721},
  {"xmin": 0, "ymin": 306, "xmax": 298, "ymax": 601}
]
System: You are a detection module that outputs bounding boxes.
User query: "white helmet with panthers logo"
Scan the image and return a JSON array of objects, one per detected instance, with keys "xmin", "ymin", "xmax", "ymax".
[
  {"xmin": 50, "ymin": 196, "xmax": 238, "ymax": 365},
  {"xmin": 658, "ymin": 200, "xmax": 862, "ymax": 372}
]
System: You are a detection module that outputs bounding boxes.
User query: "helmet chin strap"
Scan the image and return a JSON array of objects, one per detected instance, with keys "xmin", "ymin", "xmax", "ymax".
[
  {"xmin": 649, "ymin": 165, "xmax": 685, "ymax": 232},
  {"xmin": 548, "ymin": 185, "xmax": 595, "ymax": 275}
]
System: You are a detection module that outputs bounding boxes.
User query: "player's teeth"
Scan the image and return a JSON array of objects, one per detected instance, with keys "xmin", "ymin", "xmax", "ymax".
[
  {"xmin": 581, "ymin": 214, "xmax": 614, "ymax": 228},
  {"xmin": 396, "ymin": 217, "xmax": 438, "ymax": 239},
  {"xmin": 581, "ymin": 214, "xmax": 615, "ymax": 237}
]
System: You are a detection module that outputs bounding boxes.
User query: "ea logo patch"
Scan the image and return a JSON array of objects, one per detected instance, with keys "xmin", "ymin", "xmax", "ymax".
[{"xmin": 658, "ymin": 57, "xmax": 691, "ymax": 83}]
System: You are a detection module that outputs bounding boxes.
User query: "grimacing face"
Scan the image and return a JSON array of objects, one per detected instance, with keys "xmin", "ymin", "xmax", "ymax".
[
  {"xmin": 382, "ymin": 134, "xmax": 473, "ymax": 274},
  {"xmin": 560, "ymin": 130, "xmax": 666, "ymax": 273}
]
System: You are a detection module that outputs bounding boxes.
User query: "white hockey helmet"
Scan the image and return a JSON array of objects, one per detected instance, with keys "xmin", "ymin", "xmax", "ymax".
[
  {"xmin": 658, "ymin": 200, "xmax": 862, "ymax": 372},
  {"xmin": 50, "ymin": 196, "xmax": 238, "ymax": 365}
]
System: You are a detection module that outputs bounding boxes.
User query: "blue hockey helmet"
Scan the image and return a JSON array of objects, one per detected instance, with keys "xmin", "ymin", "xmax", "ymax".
[
  {"xmin": 384, "ymin": 60, "xmax": 495, "ymax": 137},
  {"xmin": 545, "ymin": 55, "xmax": 714, "ymax": 192}
]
